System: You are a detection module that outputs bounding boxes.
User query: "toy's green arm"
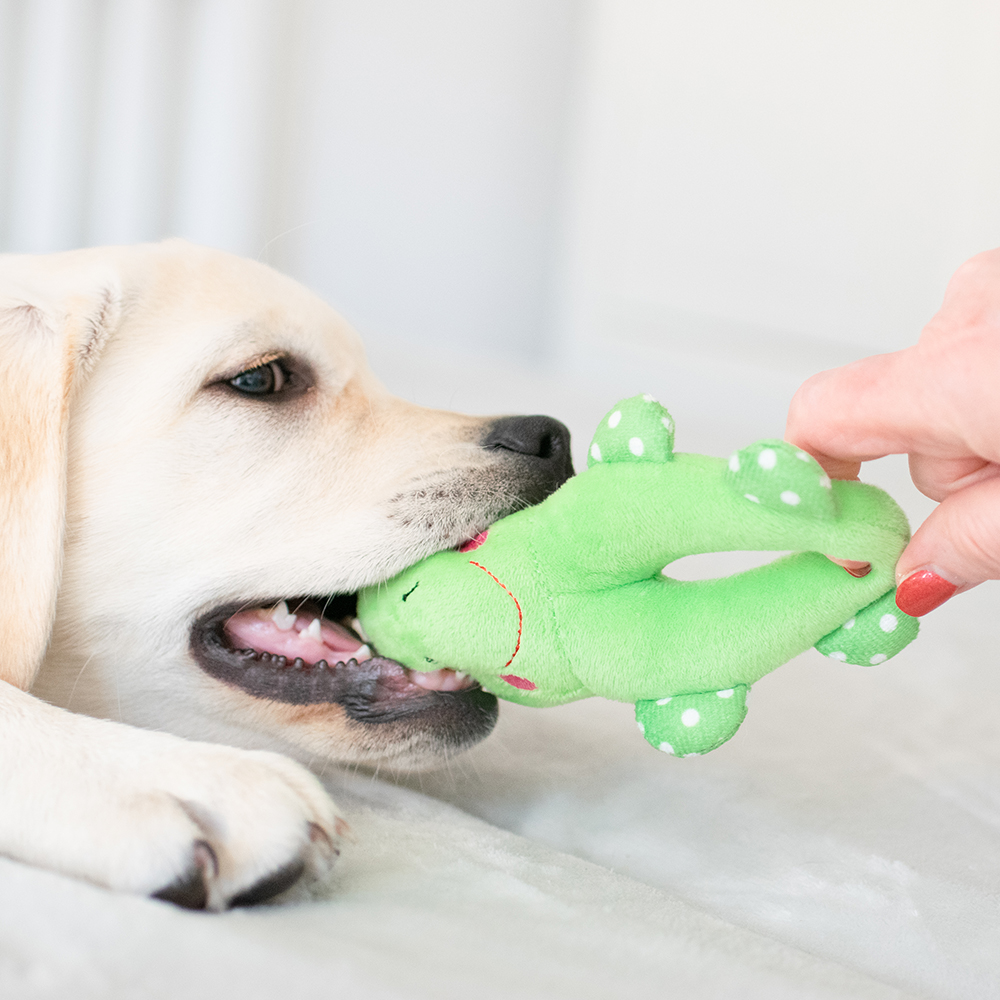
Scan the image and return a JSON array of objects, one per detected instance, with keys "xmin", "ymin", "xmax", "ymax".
[
  {"xmin": 557, "ymin": 551, "xmax": 897, "ymax": 699},
  {"xmin": 542, "ymin": 396, "xmax": 909, "ymax": 595},
  {"xmin": 533, "ymin": 455, "xmax": 909, "ymax": 594}
]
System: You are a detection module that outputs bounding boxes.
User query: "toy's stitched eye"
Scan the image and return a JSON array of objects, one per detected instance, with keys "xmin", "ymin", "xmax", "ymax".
[{"xmin": 229, "ymin": 360, "xmax": 286, "ymax": 396}]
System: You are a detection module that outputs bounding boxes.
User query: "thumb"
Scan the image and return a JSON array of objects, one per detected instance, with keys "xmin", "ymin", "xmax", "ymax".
[{"xmin": 895, "ymin": 475, "xmax": 1000, "ymax": 615}]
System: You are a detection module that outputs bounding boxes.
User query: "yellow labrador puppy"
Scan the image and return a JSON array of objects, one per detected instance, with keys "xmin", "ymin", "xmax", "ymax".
[{"xmin": 0, "ymin": 240, "xmax": 571, "ymax": 910}]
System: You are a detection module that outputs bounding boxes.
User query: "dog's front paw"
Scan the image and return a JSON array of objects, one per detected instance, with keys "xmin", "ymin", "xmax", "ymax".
[
  {"xmin": 133, "ymin": 744, "xmax": 346, "ymax": 911},
  {"xmin": 1, "ymin": 690, "xmax": 346, "ymax": 910}
]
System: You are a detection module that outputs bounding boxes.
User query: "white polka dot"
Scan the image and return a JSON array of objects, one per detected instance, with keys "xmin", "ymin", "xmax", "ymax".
[
  {"xmin": 819, "ymin": 475, "xmax": 832, "ymax": 489},
  {"xmin": 716, "ymin": 689, "xmax": 734, "ymax": 698},
  {"xmin": 637, "ymin": 721, "xmax": 645, "ymax": 733},
  {"xmin": 658, "ymin": 741, "xmax": 675, "ymax": 754},
  {"xmin": 728, "ymin": 454, "xmax": 740, "ymax": 472},
  {"xmin": 758, "ymin": 448, "xmax": 777, "ymax": 470},
  {"xmin": 661, "ymin": 416, "xmax": 673, "ymax": 432},
  {"xmin": 780, "ymin": 490, "xmax": 800, "ymax": 506},
  {"xmin": 796, "ymin": 450, "xmax": 811, "ymax": 462},
  {"xmin": 827, "ymin": 651, "xmax": 848, "ymax": 661},
  {"xmin": 643, "ymin": 393, "xmax": 655, "ymax": 402},
  {"xmin": 608, "ymin": 410, "xmax": 622, "ymax": 428},
  {"xmin": 629, "ymin": 437, "xmax": 645, "ymax": 456},
  {"xmin": 879, "ymin": 613, "xmax": 898, "ymax": 633},
  {"xmin": 843, "ymin": 618, "xmax": 855, "ymax": 629},
  {"xmin": 681, "ymin": 708, "xmax": 700, "ymax": 727},
  {"xmin": 744, "ymin": 493, "xmax": 760, "ymax": 503},
  {"xmin": 590, "ymin": 441, "xmax": 602, "ymax": 462},
  {"xmin": 656, "ymin": 696, "xmax": 672, "ymax": 705},
  {"xmin": 869, "ymin": 653, "xmax": 887, "ymax": 665}
]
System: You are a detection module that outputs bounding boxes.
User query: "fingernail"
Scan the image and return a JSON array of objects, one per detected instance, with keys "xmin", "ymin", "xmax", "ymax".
[
  {"xmin": 825, "ymin": 556, "xmax": 872, "ymax": 576},
  {"xmin": 895, "ymin": 568, "xmax": 958, "ymax": 617}
]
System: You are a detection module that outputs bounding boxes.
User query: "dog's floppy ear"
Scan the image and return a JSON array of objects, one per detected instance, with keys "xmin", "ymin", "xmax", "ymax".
[{"xmin": 0, "ymin": 255, "xmax": 122, "ymax": 689}]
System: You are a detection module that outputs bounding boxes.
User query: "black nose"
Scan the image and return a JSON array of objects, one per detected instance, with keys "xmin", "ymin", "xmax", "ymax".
[{"xmin": 482, "ymin": 415, "xmax": 574, "ymax": 497}]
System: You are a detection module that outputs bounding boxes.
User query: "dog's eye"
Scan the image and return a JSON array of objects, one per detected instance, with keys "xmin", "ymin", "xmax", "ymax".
[{"xmin": 228, "ymin": 361, "xmax": 286, "ymax": 396}]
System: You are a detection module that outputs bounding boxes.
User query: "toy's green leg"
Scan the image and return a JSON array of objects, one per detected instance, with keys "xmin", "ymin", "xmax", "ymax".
[
  {"xmin": 635, "ymin": 686, "xmax": 748, "ymax": 756},
  {"xmin": 814, "ymin": 589, "xmax": 919, "ymax": 665}
]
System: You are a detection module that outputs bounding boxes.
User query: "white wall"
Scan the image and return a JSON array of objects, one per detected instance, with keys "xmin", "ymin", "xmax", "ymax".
[
  {"xmin": 559, "ymin": 0, "xmax": 1000, "ymax": 374},
  {"xmin": 282, "ymin": 1, "xmax": 579, "ymax": 361},
  {"xmin": 1, "ymin": 0, "xmax": 999, "ymax": 396}
]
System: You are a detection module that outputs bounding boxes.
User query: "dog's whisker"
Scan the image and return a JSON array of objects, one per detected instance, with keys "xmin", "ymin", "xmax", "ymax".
[
  {"xmin": 226, "ymin": 599, "xmax": 258, "ymax": 622},
  {"xmin": 65, "ymin": 651, "xmax": 98, "ymax": 712},
  {"xmin": 113, "ymin": 662, "xmax": 123, "ymax": 724},
  {"xmin": 256, "ymin": 220, "xmax": 318, "ymax": 262}
]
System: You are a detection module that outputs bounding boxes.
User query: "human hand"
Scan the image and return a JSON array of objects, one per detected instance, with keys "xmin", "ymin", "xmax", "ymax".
[{"xmin": 786, "ymin": 249, "xmax": 1000, "ymax": 616}]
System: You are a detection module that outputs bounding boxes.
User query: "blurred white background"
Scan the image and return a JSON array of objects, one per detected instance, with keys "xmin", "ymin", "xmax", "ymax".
[{"xmin": 2, "ymin": 0, "xmax": 999, "ymax": 443}]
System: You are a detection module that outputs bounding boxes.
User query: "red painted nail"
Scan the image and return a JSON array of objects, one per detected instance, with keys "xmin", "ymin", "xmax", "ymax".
[{"xmin": 895, "ymin": 569, "xmax": 958, "ymax": 617}]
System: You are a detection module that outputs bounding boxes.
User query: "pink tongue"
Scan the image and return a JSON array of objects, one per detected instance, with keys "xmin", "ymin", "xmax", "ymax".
[{"xmin": 224, "ymin": 606, "xmax": 369, "ymax": 664}]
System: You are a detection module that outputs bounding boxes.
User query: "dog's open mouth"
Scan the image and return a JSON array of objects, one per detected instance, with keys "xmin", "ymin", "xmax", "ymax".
[
  {"xmin": 190, "ymin": 594, "xmax": 496, "ymax": 733},
  {"xmin": 224, "ymin": 599, "xmax": 475, "ymax": 693}
]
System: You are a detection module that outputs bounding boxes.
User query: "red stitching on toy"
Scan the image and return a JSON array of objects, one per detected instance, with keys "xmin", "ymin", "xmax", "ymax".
[{"xmin": 469, "ymin": 560, "xmax": 523, "ymax": 669}]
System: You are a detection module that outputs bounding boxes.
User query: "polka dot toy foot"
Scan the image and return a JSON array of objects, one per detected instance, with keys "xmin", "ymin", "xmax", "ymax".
[
  {"xmin": 636, "ymin": 686, "xmax": 749, "ymax": 756},
  {"xmin": 587, "ymin": 393, "xmax": 674, "ymax": 467},
  {"xmin": 726, "ymin": 439, "xmax": 837, "ymax": 520},
  {"xmin": 815, "ymin": 589, "xmax": 918, "ymax": 666},
  {"xmin": 358, "ymin": 394, "xmax": 920, "ymax": 758}
]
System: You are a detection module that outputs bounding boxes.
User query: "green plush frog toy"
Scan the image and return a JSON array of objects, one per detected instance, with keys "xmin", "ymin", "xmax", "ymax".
[{"xmin": 358, "ymin": 395, "xmax": 918, "ymax": 756}]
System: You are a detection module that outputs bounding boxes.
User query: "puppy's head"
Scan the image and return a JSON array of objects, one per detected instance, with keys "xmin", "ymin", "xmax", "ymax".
[{"xmin": 3, "ymin": 241, "xmax": 572, "ymax": 768}]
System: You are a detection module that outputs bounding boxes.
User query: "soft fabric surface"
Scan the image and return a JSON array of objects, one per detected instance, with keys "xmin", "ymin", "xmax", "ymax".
[{"xmin": 4, "ymin": 350, "xmax": 998, "ymax": 1000}]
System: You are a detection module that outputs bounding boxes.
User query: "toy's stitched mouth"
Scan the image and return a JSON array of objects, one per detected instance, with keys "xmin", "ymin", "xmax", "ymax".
[
  {"xmin": 467, "ymin": 560, "xmax": 523, "ymax": 669},
  {"xmin": 190, "ymin": 594, "xmax": 494, "ymax": 730}
]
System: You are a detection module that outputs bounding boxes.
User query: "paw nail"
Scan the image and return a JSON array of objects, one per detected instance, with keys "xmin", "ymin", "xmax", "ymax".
[
  {"xmin": 896, "ymin": 569, "xmax": 957, "ymax": 617},
  {"xmin": 308, "ymin": 820, "xmax": 345, "ymax": 857},
  {"xmin": 193, "ymin": 839, "xmax": 220, "ymax": 879}
]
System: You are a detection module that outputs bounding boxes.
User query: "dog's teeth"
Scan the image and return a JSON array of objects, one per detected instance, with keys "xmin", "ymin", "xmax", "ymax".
[
  {"xmin": 305, "ymin": 617, "xmax": 323, "ymax": 641},
  {"xmin": 292, "ymin": 657, "xmax": 305, "ymax": 669},
  {"xmin": 274, "ymin": 655, "xmax": 287, "ymax": 667},
  {"xmin": 314, "ymin": 659, "xmax": 328, "ymax": 670},
  {"xmin": 238, "ymin": 648, "xmax": 256, "ymax": 658},
  {"xmin": 351, "ymin": 617, "xmax": 370, "ymax": 642},
  {"xmin": 354, "ymin": 644, "xmax": 372, "ymax": 662},
  {"xmin": 270, "ymin": 600, "xmax": 297, "ymax": 631},
  {"xmin": 454, "ymin": 671, "xmax": 468, "ymax": 680}
]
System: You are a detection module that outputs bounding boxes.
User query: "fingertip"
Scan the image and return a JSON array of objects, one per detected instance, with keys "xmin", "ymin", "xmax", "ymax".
[
  {"xmin": 780, "ymin": 441, "xmax": 862, "ymax": 481},
  {"xmin": 786, "ymin": 354, "xmax": 908, "ymax": 476},
  {"xmin": 785, "ymin": 369, "xmax": 831, "ymax": 443},
  {"xmin": 896, "ymin": 477, "xmax": 1000, "ymax": 604}
]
